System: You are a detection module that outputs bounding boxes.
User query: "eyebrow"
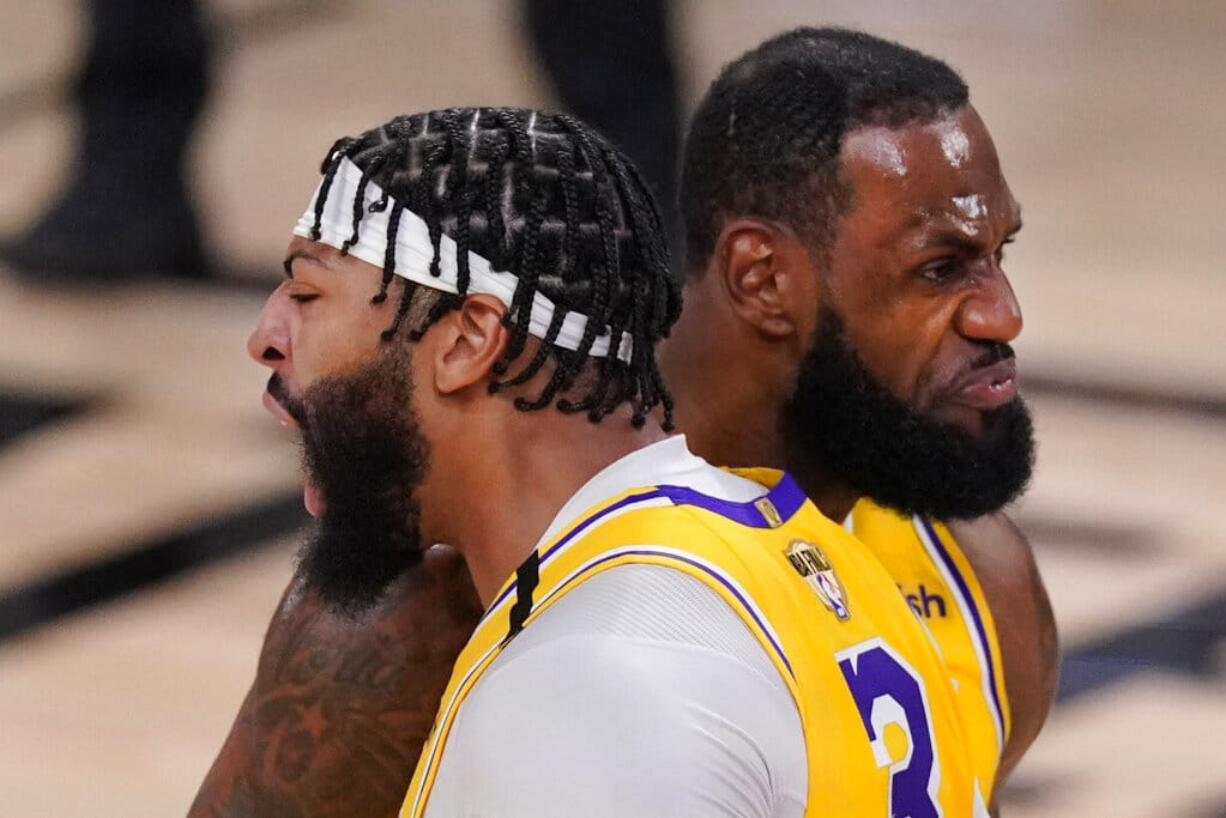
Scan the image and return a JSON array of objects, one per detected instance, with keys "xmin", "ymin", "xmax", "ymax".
[
  {"xmin": 922, "ymin": 229, "xmax": 988, "ymax": 253},
  {"xmin": 922, "ymin": 218, "xmax": 1024, "ymax": 253},
  {"xmin": 282, "ymin": 249, "xmax": 322, "ymax": 279}
]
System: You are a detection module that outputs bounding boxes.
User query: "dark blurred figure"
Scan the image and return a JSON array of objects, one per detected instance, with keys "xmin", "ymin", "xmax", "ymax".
[
  {"xmin": 526, "ymin": 0, "xmax": 682, "ymax": 252},
  {"xmin": 5, "ymin": 1, "xmax": 678, "ymax": 284},
  {"xmin": 3, "ymin": 0, "xmax": 212, "ymax": 284}
]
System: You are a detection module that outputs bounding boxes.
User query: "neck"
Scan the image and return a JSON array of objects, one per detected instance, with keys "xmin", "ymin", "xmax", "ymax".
[
  {"xmin": 662, "ymin": 283, "xmax": 861, "ymax": 523},
  {"xmin": 428, "ymin": 410, "xmax": 668, "ymax": 607},
  {"xmin": 662, "ymin": 283, "xmax": 787, "ymax": 469},
  {"xmin": 782, "ymin": 462, "xmax": 861, "ymax": 523}
]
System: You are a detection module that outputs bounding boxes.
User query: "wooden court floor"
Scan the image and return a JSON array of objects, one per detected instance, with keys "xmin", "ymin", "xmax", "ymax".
[{"xmin": 0, "ymin": 2, "xmax": 1223, "ymax": 816}]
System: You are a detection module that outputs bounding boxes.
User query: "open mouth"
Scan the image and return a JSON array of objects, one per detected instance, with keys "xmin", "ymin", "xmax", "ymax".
[
  {"xmin": 950, "ymin": 359, "xmax": 1018, "ymax": 411},
  {"xmin": 265, "ymin": 375, "xmax": 307, "ymax": 426},
  {"xmin": 261, "ymin": 382, "xmax": 325, "ymax": 518},
  {"xmin": 262, "ymin": 390, "xmax": 299, "ymax": 428}
]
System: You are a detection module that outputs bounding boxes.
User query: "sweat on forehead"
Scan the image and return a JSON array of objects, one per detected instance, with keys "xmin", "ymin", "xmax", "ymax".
[
  {"xmin": 295, "ymin": 107, "xmax": 681, "ymax": 429},
  {"xmin": 838, "ymin": 109, "xmax": 1021, "ymax": 237}
]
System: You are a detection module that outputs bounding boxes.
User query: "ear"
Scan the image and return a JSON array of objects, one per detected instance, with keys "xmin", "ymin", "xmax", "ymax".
[
  {"xmin": 429, "ymin": 294, "xmax": 510, "ymax": 395},
  {"xmin": 713, "ymin": 219, "xmax": 818, "ymax": 339}
]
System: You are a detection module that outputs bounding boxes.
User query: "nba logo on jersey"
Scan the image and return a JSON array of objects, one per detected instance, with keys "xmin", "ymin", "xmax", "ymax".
[{"xmin": 786, "ymin": 539, "xmax": 851, "ymax": 621}]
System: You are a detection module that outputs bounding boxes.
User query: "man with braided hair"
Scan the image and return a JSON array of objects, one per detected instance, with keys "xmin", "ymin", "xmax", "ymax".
[
  {"xmin": 195, "ymin": 102, "xmax": 995, "ymax": 818},
  {"xmin": 245, "ymin": 106, "xmax": 680, "ymax": 611},
  {"xmin": 200, "ymin": 107, "xmax": 689, "ymax": 814}
]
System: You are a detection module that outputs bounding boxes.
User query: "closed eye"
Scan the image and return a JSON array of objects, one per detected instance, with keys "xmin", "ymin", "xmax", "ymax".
[{"xmin": 289, "ymin": 293, "xmax": 319, "ymax": 304}]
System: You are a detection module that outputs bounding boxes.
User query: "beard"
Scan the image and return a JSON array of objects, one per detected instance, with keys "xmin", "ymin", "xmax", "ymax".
[
  {"xmin": 289, "ymin": 344, "xmax": 430, "ymax": 616},
  {"xmin": 779, "ymin": 307, "xmax": 1034, "ymax": 520}
]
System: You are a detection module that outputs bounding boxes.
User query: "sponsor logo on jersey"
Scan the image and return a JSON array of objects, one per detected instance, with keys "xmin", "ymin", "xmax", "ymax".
[{"xmin": 898, "ymin": 583, "xmax": 949, "ymax": 619}]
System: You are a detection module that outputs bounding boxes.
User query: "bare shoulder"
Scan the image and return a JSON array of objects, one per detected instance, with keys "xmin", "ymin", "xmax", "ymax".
[
  {"xmin": 945, "ymin": 514, "xmax": 1059, "ymax": 783},
  {"xmin": 189, "ymin": 545, "xmax": 482, "ymax": 818}
]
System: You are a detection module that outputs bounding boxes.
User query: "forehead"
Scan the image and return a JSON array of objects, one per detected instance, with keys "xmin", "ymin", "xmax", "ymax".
[
  {"xmin": 283, "ymin": 235, "xmax": 383, "ymax": 281},
  {"xmin": 837, "ymin": 106, "xmax": 1020, "ymax": 236}
]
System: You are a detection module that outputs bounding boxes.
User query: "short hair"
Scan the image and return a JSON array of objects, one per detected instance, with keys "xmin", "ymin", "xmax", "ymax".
[
  {"xmin": 681, "ymin": 27, "xmax": 969, "ymax": 274},
  {"xmin": 310, "ymin": 108, "xmax": 680, "ymax": 428}
]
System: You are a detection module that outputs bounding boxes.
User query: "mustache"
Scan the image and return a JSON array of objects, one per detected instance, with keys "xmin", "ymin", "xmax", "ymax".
[
  {"xmin": 971, "ymin": 341, "xmax": 1015, "ymax": 369},
  {"xmin": 267, "ymin": 374, "xmax": 308, "ymax": 426},
  {"xmin": 932, "ymin": 341, "xmax": 1017, "ymax": 405}
]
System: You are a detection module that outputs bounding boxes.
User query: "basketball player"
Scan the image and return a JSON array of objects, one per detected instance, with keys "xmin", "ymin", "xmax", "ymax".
[
  {"xmin": 196, "ymin": 102, "xmax": 998, "ymax": 818},
  {"xmin": 192, "ymin": 31, "xmax": 1055, "ymax": 818},
  {"xmin": 665, "ymin": 28, "xmax": 1057, "ymax": 808}
]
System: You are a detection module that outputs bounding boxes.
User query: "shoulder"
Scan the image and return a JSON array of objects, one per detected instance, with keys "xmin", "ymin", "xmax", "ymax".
[
  {"xmin": 190, "ymin": 546, "xmax": 481, "ymax": 818},
  {"xmin": 478, "ymin": 563, "xmax": 799, "ymax": 727},
  {"xmin": 257, "ymin": 544, "xmax": 480, "ymax": 682},
  {"xmin": 944, "ymin": 514, "xmax": 1039, "ymax": 602},
  {"xmin": 944, "ymin": 514, "xmax": 1059, "ymax": 780},
  {"xmin": 433, "ymin": 564, "xmax": 806, "ymax": 818}
]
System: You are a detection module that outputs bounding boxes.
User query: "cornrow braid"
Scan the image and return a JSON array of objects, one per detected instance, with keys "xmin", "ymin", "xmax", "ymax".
[
  {"xmin": 482, "ymin": 131, "xmax": 512, "ymax": 264},
  {"xmin": 341, "ymin": 154, "xmax": 385, "ymax": 255},
  {"xmin": 488, "ymin": 109, "xmax": 539, "ymax": 374},
  {"xmin": 505, "ymin": 307, "xmax": 568, "ymax": 404},
  {"xmin": 373, "ymin": 133, "xmax": 414, "ymax": 305},
  {"xmin": 309, "ymin": 107, "xmax": 680, "ymax": 427},
  {"xmin": 554, "ymin": 141, "xmax": 581, "ymax": 282},
  {"xmin": 491, "ymin": 185, "xmax": 548, "ymax": 379},
  {"xmin": 441, "ymin": 109, "xmax": 474, "ymax": 296},
  {"xmin": 604, "ymin": 141, "xmax": 678, "ymax": 428},
  {"xmin": 310, "ymin": 137, "xmax": 356, "ymax": 241},
  {"xmin": 552, "ymin": 114, "xmax": 619, "ymax": 369},
  {"xmin": 413, "ymin": 130, "xmax": 449, "ymax": 280}
]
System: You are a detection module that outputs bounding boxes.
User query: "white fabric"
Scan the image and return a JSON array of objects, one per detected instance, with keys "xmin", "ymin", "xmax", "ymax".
[
  {"xmin": 424, "ymin": 437, "xmax": 807, "ymax": 818},
  {"xmin": 532, "ymin": 435, "xmax": 763, "ymax": 547},
  {"xmin": 292, "ymin": 156, "xmax": 633, "ymax": 362}
]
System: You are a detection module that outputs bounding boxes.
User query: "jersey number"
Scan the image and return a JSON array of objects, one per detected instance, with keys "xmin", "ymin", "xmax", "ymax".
[{"xmin": 837, "ymin": 639, "xmax": 941, "ymax": 818}]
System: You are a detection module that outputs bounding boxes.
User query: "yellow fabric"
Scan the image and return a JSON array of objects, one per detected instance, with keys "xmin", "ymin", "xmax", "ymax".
[
  {"xmin": 849, "ymin": 498, "xmax": 1012, "ymax": 796},
  {"xmin": 403, "ymin": 472, "xmax": 979, "ymax": 817}
]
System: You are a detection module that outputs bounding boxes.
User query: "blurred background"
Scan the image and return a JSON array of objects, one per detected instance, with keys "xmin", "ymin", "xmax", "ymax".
[{"xmin": 0, "ymin": 1, "xmax": 1223, "ymax": 815}]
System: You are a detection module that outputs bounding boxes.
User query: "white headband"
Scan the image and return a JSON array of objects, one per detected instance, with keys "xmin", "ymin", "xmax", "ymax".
[{"xmin": 292, "ymin": 156, "xmax": 633, "ymax": 362}]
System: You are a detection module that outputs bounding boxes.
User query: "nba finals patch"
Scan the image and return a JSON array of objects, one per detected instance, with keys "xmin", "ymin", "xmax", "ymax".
[{"xmin": 786, "ymin": 539, "xmax": 851, "ymax": 621}]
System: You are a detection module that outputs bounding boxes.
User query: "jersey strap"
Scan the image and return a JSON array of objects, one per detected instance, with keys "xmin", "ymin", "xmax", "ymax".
[{"xmin": 913, "ymin": 516, "xmax": 1011, "ymax": 747}]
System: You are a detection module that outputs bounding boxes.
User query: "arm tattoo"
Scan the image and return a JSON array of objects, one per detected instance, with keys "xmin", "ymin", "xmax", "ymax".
[{"xmin": 189, "ymin": 547, "xmax": 482, "ymax": 818}]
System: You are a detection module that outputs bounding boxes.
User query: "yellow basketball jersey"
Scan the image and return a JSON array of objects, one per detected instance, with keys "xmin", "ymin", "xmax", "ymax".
[
  {"xmin": 403, "ymin": 471, "xmax": 985, "ymax": 817},
  {"xmin": 849, "ymin": 499, "xmax": 1011, "ymax": 798}
]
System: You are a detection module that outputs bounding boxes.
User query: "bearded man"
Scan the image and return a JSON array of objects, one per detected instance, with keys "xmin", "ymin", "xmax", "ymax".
[
  {"xmin": 665, "ymin": 27, "xmax": 1056, "ymax": 811},
  {"xmin": 194, "ymin": 106, "xmax": 683, "ymax": 813}
]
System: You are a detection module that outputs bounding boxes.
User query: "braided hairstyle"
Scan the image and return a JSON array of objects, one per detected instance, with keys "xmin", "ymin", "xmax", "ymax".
[
  {"xmin": 681, "ymin": 27, "xmax": 969, "ymax": 274},
  {"xmin": 309, "ymin": 108, "xmax": 680, "ymax": 429}
]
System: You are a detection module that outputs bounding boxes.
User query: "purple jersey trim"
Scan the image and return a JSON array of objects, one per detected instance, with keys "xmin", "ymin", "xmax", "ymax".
[
  {"xmin": 488, "ymin": 471, "xmax": 806, "ymax": 634},
  {"xmin": 655, "ymin": 471, "xmax": 807, "ymax": 528},
  {"xmin": 487, "ymin": 488, "xmax": 667, "ymax": 616},
  {"xmin": 920, "ymin": 518, "xmax": 1007, "ymax": 739}
]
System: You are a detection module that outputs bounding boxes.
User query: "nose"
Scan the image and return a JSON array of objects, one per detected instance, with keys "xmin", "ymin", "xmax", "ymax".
[
  {"xmin": 247, "ymin": 288, "xmax": 292, "ymax": 369},
  {"xmin": 955, "ymin": 269, "xmax": 1023, "ymax": 345}
]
